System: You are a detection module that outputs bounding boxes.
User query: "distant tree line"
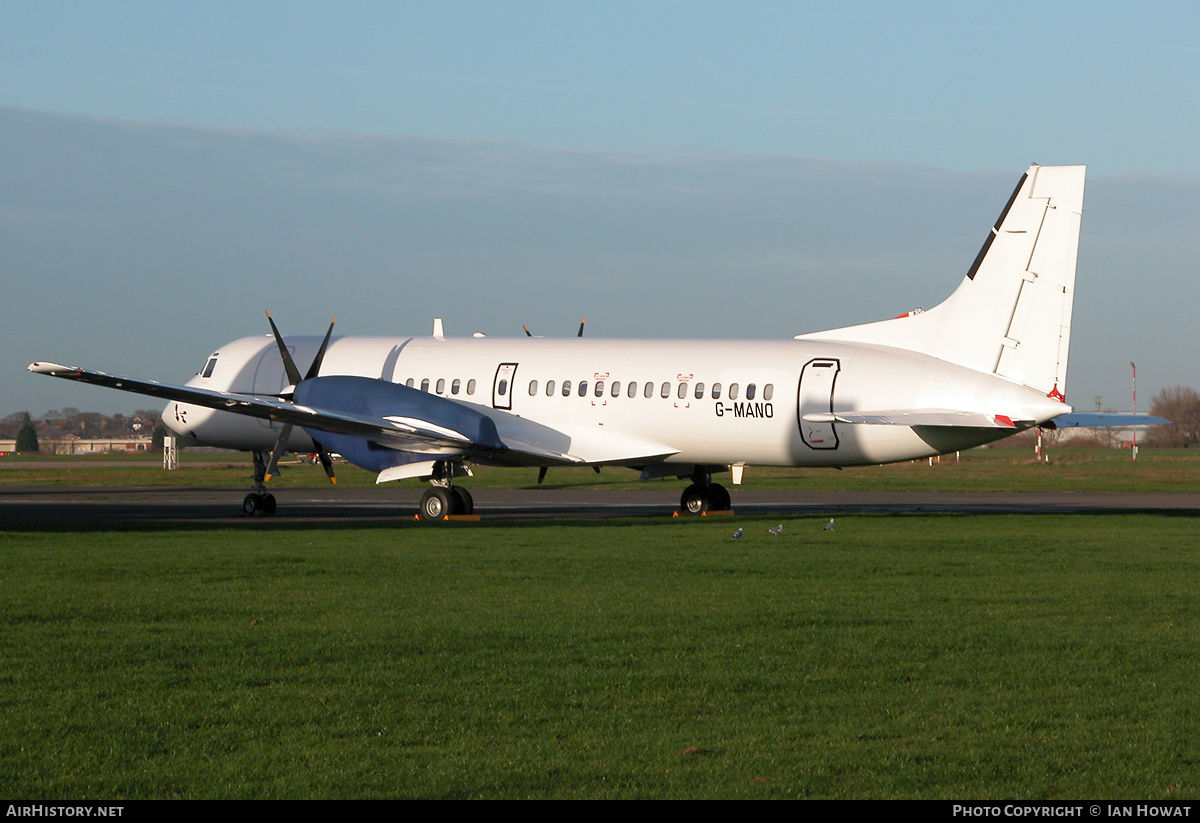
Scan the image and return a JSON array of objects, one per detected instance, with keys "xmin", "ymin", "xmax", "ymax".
[
  {"xmin": 1146, "ymin": 386, "xmax": 1200, "ymax": 447},
  {"xmin": 2, "ymin": 409, "xmax": 167, "ymax": 453}
]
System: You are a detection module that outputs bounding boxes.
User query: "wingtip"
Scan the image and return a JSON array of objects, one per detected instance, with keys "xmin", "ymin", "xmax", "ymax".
[{"xmin": 27, "ymin": 361, "xmax": 72, "ymax": 374}]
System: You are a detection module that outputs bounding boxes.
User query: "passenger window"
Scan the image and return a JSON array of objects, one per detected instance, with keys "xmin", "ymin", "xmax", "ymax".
[
  {"xmin": 746, "ymin": 383, "xmax": 756, "ymax": 400},
  {"xmin": 711, "ymin": 383, "xmax": 722, "ymax": 400},
  {"xmin": 611, "ymin": 381, "xmax": 621, "ymax": 397},
  {"xmin": 562, "ymin": 380, "xmax": 572, "ymax": 396},
  {"xmin": 694, "ymin": 382, "xmax": 705, "ymax": 399},
  {"xmin": 628, "ymin": 382, "xmax": 638, "ymax": 398},
  {"xmin": 405, "ymin": 378, "xmax": 415, "ymax": 388},
  {"xmin": 528, "ymin": 380, "xmax": 538, "ymax": 396},
  {"xmin": 546, "ymin": 380, "xmax": 556, "ymax": 396},
  {"xmin": 436, "ymin": 378, "xmax": 446, "ymax": 394},
  {"xmin": 467, "ymin": 379, "xmax": 476, "ymax": 395},
  {"xmin": 595, "ymin": 381, "xmax": 605, "ymax": 397},
  {"xmin": 764, "ymin": 383, "xmax": 773, "ymax": 401},
  {"xmin": 644, "ymin": 382, "xmax": 654, "ymax": 398},
  {"xmin": 498, "ymin": 379, "xmax": 508, "ymax": 396},
  {"xmin": 578, "ymin": 381, "xmax": 588, "ymax": 397},
  {"xmin": 677, "ymin": 383, "xmax": 688, "ymax": 399},
  {"xmin": 729, "ymin": 383, "xmax": 739, "ymax": 400},
  {"xmin": 451, "ymin": 378, "xmax": 461, "ymax": 395},
  {"xmin": 421, "ymin": 378, "xmax": 430, "ymax": 392},
  {"xmin": 660, "ymin": 382, "xmax": 670, "ymax": 398}
]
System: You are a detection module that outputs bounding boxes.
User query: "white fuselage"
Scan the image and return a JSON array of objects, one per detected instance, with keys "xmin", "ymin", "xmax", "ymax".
[{"xmin": 165, "ymin": 332, "xmax": 1067, "ymax": 471}]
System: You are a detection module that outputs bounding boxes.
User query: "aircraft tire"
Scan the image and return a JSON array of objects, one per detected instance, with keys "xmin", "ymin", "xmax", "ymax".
[
  {"xmin": 420, "ymin": 488, "xmax": 452, "ymax": 522},
  {"xmin": 242, "ymin": 492, "xmax": 276, "ymax": 517},
  {"xmin": 451, "ymin": 487, "xmax": 474, "ymax": 516},
  {"xmin": 680, "ymin": 484, "xmax": 709, "ymax": 515},
  {"xmin": 708, "ymin": 484, "xmax": 731, "ymax": 512}
]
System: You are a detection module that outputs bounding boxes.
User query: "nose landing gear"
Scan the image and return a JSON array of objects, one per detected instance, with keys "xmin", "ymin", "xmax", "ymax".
[{"xmin": 243, "ymin": 450, "xmax": 278, "ymax": 516}]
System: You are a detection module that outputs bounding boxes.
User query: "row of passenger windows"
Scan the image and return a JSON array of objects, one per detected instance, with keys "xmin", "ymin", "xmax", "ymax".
[
  {"xmin": 404, "ymin": 377, "xmax": 477, "ymax": 396},
  {"xmin": 402, "ymin": 375, "xmax": 774, "ymax": 403},
  {"xmin": 529, "ymin": 379, "xmax": 773, "ymax": 401}
]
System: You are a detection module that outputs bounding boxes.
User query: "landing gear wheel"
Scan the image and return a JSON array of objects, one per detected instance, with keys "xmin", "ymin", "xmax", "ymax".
[
  {"xmin": 242, "ymin": 492, "xmax": 276, "ymax": 517},
  {"xmin": 680, "ymin": 484, "xmax": 709, "ymax": 515},
  {"xmin": 451, "ymin": 486, "xmax": 474, "ymax": 516},
  {"xmin": 420, "ymin": 487, "xmax": 452, "ymax": 522},
  {"xmin": 708, "ymin": 484, "xmax": 731, "ymax": 513}
]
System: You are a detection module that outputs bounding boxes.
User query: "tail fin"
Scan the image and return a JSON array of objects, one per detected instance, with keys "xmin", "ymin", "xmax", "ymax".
[{"xmin": 799, "ymin": 164, "xmax": 1086, "ymax": 396}]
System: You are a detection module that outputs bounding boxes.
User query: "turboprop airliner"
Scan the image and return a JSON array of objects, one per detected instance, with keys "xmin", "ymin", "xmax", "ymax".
[{"xmin": 29, "ymin": 164, "xmax": 1145, "ymax": 521}]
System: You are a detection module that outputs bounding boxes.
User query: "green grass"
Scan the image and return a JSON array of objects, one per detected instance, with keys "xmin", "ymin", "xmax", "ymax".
[
  {"xmin": 3, "ymin": 446, "xmax": 1200, "ymax": 494},
  {"xmin": 3, "ymin": 513, "xmax": 1199, "ymax": 798}
]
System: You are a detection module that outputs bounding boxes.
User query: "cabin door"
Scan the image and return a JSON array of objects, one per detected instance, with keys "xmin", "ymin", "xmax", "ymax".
[
  {"xmin": 797, "ymin": 358, "xmax": 840, "ymax": 450},
  {"xmin": 492, "ymin": 362, "xmax": 518, "ymax": 410}
]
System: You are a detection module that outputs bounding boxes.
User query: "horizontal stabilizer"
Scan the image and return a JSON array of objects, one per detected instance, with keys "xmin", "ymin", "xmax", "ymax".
[
  {"xmin": 805, "ymin": 409, "xmax": 1028, "ymax": 428},
  {"xmin": 1047, "ymin": 412, "xmax": 1171, "ymax": 429}
]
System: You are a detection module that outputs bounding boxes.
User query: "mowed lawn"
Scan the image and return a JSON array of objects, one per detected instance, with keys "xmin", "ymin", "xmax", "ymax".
[
  {"xmin": 3, "ymin": 445, "xmax": 1199, "ymax": 493},
  {"xmin": 3, "ymin": 512, "xmax": 1199, "ymax": 798}
]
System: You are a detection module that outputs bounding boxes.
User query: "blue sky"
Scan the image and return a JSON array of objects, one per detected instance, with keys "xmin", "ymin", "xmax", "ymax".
[
  {"xmin": 7, "ymin": 1, "xmax": 1199, "ymax": 173},
  {"xmin": 4, "ymin": 1, "xmax": 1197, "ymax": 417}
]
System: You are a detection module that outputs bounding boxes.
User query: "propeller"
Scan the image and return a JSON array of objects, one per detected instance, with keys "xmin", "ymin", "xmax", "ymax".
[
  {"xmin": 262, "ymin": 312, "xmax": 338, "ymax": 485},
  {"xmin": 521, "ymin": 318, "xmax": 585, "ymax": 337}
]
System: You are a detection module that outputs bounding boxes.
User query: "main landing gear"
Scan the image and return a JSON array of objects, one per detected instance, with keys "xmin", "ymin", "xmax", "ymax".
[
  {"xmin": 243, "ymin": 450, "xmax": 278, "ymax": 516},
  {"xmin": 417, "ymin": 461, "xmax": 475, "ymax": 522},
  {"xmin": 679, "ymin": 466, "xmax": 731, "ymax": 515}
]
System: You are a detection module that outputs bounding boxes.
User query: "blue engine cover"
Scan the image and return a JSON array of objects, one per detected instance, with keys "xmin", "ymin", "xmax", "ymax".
[{"xmin": 293, "ymin": 375, "xmax": 504, "ymax": 472}]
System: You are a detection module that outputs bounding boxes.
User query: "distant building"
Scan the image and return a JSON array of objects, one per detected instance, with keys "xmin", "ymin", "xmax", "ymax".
[{"xmin": 0, "ymin": 436, "xmax": 153, "ymax": 455}]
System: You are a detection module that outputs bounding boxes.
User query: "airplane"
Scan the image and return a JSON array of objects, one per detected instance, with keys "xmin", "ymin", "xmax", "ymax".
[{"xmin": 28, "ymin": 164, "xmax": 1163, "ymax": 521}]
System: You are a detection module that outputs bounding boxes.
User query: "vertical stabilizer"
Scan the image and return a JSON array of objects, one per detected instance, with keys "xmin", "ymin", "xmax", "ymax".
[{"xmin": 798, "ymin": 165, "xmax": 1086, "ymax": 396}]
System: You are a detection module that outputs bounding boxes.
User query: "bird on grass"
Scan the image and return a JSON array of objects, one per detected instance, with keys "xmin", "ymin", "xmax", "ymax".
[
  {"xmin": 824, "ymin": 519, "xmax": 835, "ymax": 531},
  {"xmin": 731, "ymin": 528, "xmax": 744, "ymax": 539},
  {"xmin": 768, "ymin": 524, "xmax": 783, "ymax": 535}
]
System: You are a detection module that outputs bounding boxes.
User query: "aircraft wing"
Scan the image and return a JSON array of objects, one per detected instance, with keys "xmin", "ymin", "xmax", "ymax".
[
  {"xmin": 27, "ymin": 361, "xmax": 672, "ymax": 467},
  {"xmin": 28, "ymin": 361, "xmax": 475, "ymax": 449}
]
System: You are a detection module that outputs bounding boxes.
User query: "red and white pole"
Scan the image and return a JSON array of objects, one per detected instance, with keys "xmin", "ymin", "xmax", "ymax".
[{"xmin": 1131, "ymin": 361, "xmax": 1138, "ymax": 462}]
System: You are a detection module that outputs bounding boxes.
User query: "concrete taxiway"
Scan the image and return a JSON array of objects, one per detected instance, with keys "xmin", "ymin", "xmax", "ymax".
[{"xmin": 3, "ymin": 485, "xmax": 1198, "ymax": 527}]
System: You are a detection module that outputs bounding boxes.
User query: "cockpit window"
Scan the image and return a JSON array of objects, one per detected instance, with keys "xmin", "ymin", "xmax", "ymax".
[{"xmin": 202, "ymin": 357, "xmax": 218, "ymax": 378}]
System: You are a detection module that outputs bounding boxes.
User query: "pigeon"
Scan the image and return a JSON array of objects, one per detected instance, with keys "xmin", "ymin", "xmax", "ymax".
[
  {"xmin": 767, "ymin": 524, "xmax": 783, "ymax": 535},
  {"xmin": 824, "ymin": 519, "xmax": 836, "ymax": 531},
  {"xmin": 731, "ymin": 528, "xmax": 744, "ymax": 539}
]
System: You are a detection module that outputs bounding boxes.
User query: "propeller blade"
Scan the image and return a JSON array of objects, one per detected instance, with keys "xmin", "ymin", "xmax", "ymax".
[
  {"xmin": 577, "ymin": 317, "xmax": 586, "ymax": 338},
  {"xmin": 537, "ymin": 466, "xmax": 547, "ymax": 484},
  {"xmin": 313, "ymin": 438, "xmax": 337, "ymax": 485},
  {"xmin": 523, "ymin": 325, "xmax": 533, "ymax": 337},
  {"xmin": 265, "ymin": 311, "xmax": 303, "ymax": 388},
  {"xmin": 264, "ymin": 423, "xmax": 293, "ymax": 482},
  {"xmin": 305, "ymin": 317, "xmax": 336, "ymax": 381}
]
